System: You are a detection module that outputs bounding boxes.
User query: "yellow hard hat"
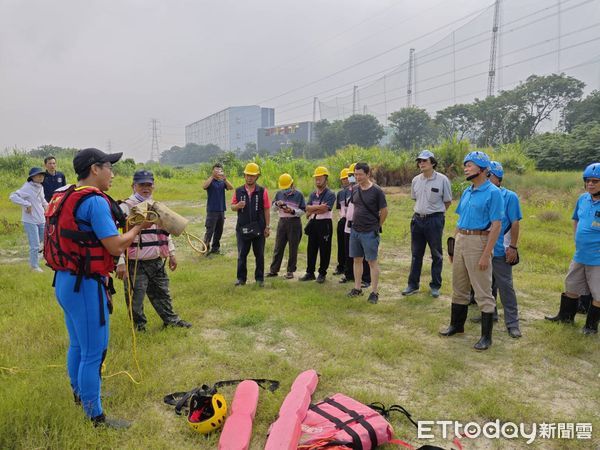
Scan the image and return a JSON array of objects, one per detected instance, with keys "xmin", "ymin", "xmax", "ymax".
[
  {"xmin": 278, "ymin": 173, "xmax": 293, "ymax": 189},
  {"xmin": 243, "ymin": 162, "xmax": 260, "ymax": 176},
  {"xmin": 348, "ymin": 163, "xmax": 357, "ymax": 174},
  {"xmin": 339, "ymin": 168, "xmax": 349, "ymax": 180},
  {"xmin": 313, "ymin": 166, "xmax": 330, "ymax": 178},
  {"xmin": 187, "ymin": 392, "xmax": 227, "ymax": 435}
]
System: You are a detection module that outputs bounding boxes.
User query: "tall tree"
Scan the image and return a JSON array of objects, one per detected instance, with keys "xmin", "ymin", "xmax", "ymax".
[
  {"xmin": 562, "ymin": 90, "xmax": 600, "ymax": 132},
  {"xmin": 388, "ymin": 107, "xmax": 435, "ymax": 150},
  {"xmin": 435, "ymin": 104, "xmax": 477, "ymax": 141},
  {"xmin": 314, "ymin": 119, "xmax": 347, "ymax": 154},
  {"xmin": 342, "ymin": 114, "xmax": 384, "ymax": 147}
]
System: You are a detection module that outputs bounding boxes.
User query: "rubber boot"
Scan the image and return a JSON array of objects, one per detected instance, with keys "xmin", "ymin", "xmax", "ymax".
[
  {"xmin": 578, "ymin": 294, "xmax": 592, "ymax": 315},
  {"xmin": 92, "ymin": 413, "xmax": 132, "ymax": 429},
  {"xmin": 545, "ymin": 293, "xmax": 578, "ymax": 324},
  {"xmin": 439, "ymin": 303, "xmax": 468, "ymax": 336},
  {"xmin": 582, "ymin": 304, "xmax": 600, "ymax": 335},
  {"xmin": 474, "ymin": 312, "xmax": 494, "ymax": 351},
  {"xmin": 471, "ymin": 306, "xmax": 498, "ymax": 323}
]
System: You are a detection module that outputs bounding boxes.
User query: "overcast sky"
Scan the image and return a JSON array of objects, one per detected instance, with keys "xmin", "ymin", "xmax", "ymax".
[{"xmin": 1, "ymin": 0, "xmax": 595, "ymax": 162}]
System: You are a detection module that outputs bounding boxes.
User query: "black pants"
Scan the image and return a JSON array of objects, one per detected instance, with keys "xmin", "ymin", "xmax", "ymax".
[
  {"xmin": 343, "ymin": 232, "xmax": 371, "ymax": 283},
  {"xmin": 336, "ymin": 218, "xmax": 346, "ymax": 272},
  {"xmin": 204, "ymin": 211, "xmax": 225, "ymax": 252},
  {"xmin": 306, "ymin": 219, "xmax": 333, "ymax": 276},
  {"xmin": 407, "ymin": 213, "xmax": 445, "ymax": 289},
  {"xmin": 236, "ymin": 233, "xmax": 265, "ymax": 282},
  {"xmin": 270, "ymin": 217, "xmax": 302, "ymax": 274}
]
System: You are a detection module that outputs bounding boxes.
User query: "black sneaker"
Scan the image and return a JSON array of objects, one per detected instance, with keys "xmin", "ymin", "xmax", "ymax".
[
  {"xmin": 283, "ymin": 272, "xmax": 294, "ymax": 279},
  {"xmin": 164, "ymin": 320, "xmax": 192, "ymax": 329},
  {"xmin": 91, "ymin": 413, "xmax": 131, "ymax": 429},
  {"xmin": 333, "ymin": 268, "xmax": 344, "ymax": 276},
  {"xmin": 347, "ymin": 288, "xmax": 363, "ymax": 298},
  {"xmin": 339, "ymin": 277, "xmax": 352, "ymax": 284},
  {"xmin": 299, "ymin": 273, "xmax": 316, "ymax": 282},
  {"xmin": 401, "ymin": 286, "xmax": 419, "ymax": 296},
  {"xmin": 316, "ymin": 274, "xmax": 326, "ymax": 284},
  {"xmin": 266, "ymin": 272, "xmax": 278, "ymax": 278},
  {"xmin": 361, "ymin": 281, "xmax": 371, "ymax": 289},
  {"xmin": 367, "ymin": 292, "xmax": 379, "ymax": 304},
  {"xmin": 234, "ymin": 279, "xmax": 246, "ymax": 286}
]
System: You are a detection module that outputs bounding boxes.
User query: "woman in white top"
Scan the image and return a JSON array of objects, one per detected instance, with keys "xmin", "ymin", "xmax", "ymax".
[{"xmin": 9, "ymin": 167, "xmax": 48, "ymax": 271}]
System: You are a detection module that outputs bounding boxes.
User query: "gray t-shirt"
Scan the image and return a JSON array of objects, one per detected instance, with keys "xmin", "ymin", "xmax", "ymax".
[
  {"xmin": 411, "ymin": 171, "xmax": 452, "ymax": 214},
  {"xmin": 351, "ymin": 184, "xmax": 387, "ymax": 232}
]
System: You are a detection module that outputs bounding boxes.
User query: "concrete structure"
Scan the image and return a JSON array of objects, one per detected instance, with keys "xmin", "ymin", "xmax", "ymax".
[
  {"xmin": 185, "ymin": 106, "xmax": 274, "ymax": 152},
  {"xmin": 257, "ymin": 121, "xmax": 314, "ymax": 153}
]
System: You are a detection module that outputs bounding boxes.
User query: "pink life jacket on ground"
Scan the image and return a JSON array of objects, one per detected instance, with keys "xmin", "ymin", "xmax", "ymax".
[
  {"xmin": 218, "ymin": 380, "xmax": 259, "ymax": 450},
  {"xmin": 264, "ymin": 369, "xmax": 319, "ymax": 450}
]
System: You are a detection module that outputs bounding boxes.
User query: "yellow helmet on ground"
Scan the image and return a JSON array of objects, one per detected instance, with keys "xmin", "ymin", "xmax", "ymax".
[
  {"xmin": 348, "ymin": 163, "xmax": 357, "ymax": 174},
  {"xmin": 339, "ymin": 168, "xmax": 349, "ymax": 180},
  {"xmin": 278, "ymin": 173, "xmax": 293, "ymax": 189},
  {"xmin": 313, "ymin": 166, "xmax": 330, "ymax": 177},
  {"xmin": 187, "ymin": 391, "xmax": 227, "ymax": 435},
  {"xmin": 243, "ymin": 162, "xmax": 260, "ymax": 176}
]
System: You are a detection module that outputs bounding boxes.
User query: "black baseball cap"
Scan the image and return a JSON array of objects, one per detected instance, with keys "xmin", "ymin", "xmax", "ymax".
[
  {"xmin": 73, "ymin": 148, "xmax": 123, "ymax": 175},
  {"xmin": 133, "ymin": 169, "xmax": 154, "ymax": 184}
]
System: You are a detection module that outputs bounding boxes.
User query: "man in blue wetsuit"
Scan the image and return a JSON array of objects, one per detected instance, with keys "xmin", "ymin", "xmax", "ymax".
[{"xmin": 47, "ymin": 148, "xmax": 151, "ymax": 428}]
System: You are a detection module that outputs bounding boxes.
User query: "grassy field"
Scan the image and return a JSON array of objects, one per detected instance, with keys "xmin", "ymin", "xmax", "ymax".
[{"xmin": 0, "ymin": 170, "xmax": 599, "ymax": 449}]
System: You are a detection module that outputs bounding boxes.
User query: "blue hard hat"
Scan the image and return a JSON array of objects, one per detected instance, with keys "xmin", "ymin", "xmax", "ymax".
[
  {"xmin": 488, "ymin": 161, "xmax": 504, "ymax": 179},
  {"xmin": 27, "ymin": 167, "xmax": 45, "ymax": 181},
  {"xmin": 463, "ymin": 151, "xmax": 490, "ymax": 169},
  {"xmin": 583, "ymin": 162, "xmax": 600, "ymax": 180},
  {"xmin": 416, "ymin": 149, "xmax": 435, "ymax": 161},
  {"xmin": 133, "ymin": 169, "xmax": 154, "ymax": 184}
]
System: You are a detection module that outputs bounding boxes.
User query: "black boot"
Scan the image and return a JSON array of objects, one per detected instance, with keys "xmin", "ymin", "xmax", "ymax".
[
  {"xmin": 582, "ymin": 304, "xmax": 600, "ymax": 335},
  {"xmin": 545, "ymin": 293, "xmax": 578, "ymax": 324},
  {"xmin": 471, "ymin": 306, "xmax": 498, "ymax": 323},
  {"xmin": 439, "ymin": 303, "xmax": 468, "ymax": 336},
  {"xmin": 578, "ymin": 294, "xmax": 592, "ymax": 315},
  {"xmin": 91, "ymin": 413, "xmax": 131, "ymax": 429},
  {"xmin": 474, "ymin": 312, "xmax": 494, "ymax": 350}
]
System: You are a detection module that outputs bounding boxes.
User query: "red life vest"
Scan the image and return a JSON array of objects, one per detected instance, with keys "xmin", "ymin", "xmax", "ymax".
[{"xmin": 44, "ymin": 185, "xmax": 120, "ymax": 280}]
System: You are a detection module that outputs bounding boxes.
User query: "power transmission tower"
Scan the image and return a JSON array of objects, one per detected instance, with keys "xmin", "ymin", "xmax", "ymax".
[
  {"xmin": 313, "ymin": 97, "xmax": 319, "ymax": 122},
  {"xmin": 352, "ymin": 86, "xmax": 358, "ymax": 115},
  {"xmin": 150, "ymin": 119, "xmax": 161, "ymax": 162},
  {"xmin": 106, "ymin": 140, "xmax": 112, "ymax": 152},
  {"xmin": 407, "ymin": 48, "xmax": 415, "ymax": 107},
  {"xmin": 487, "ymin": 0, "xmax": 501, "ymax": 97}
]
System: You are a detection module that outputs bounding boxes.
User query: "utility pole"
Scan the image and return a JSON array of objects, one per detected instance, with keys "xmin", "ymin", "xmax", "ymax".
[
  {"xmin": 150, "ymin": 118, "xmax": 161, "ymax": 162},
  {"xmin": 407, "ymin": 48, "xmax": 415, "ymax": 107},
  {"xmin": 487, "ymin": 0, "xmax": 501, "ymax": 97},
  {"xmin": 352, "ymin": 85, "xmax": 358, "ymax": 115}
]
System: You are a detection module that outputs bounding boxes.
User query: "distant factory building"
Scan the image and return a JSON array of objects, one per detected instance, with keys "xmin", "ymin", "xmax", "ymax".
[
  {"xmin": 257, "ymin": 121, "xmax": 314, "ymax": 153},
  {"xmin": 185, "ymin": 106, "xmax": 274, "ymax": 152}
]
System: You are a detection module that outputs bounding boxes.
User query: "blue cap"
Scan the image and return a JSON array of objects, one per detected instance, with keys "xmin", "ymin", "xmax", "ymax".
[
  {"xmin": 416, "ymin": 149, "xmax": 435, "ymax": 161},
  {"xmin": 488, "ymin": 161, "xmax": 504, "ymax": 179},
  {"xmin": 583, "ymin": 162, "xmax": 600, "ymax": 180},
  {"xmin": 463, "ymin": 151, "xmax": 490, "ymax": 169},
  {"xmin": 27, "ymin": 167, "xmax": 45, "ymax": 181},
  {"xmin": 133, "ymin": 169, "xmax": 154, "ymax": 184}
]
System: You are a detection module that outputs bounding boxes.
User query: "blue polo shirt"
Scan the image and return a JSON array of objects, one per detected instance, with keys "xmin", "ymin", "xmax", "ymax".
[
  {"xmin": 572, "ymin": 193, "xmax": 600, "ymax": 266},
  {"xmin": 42, "ymin": 171, "xmax": 67, "ymax": 202},
  {"xmin": 493, "ymin": 188, "xmax": 522, "ymax": 257},
  {"xmin": 456, "ymin": 180, "xmax": 504, "ymax": 230},
  {"xmin": 206, "ymin": 179, "xmax": 227, "ymax": 212}
]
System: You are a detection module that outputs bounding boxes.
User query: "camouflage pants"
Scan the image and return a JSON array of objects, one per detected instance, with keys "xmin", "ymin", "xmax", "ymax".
[{"xmin": 124, "ymin": 258, "xmax": 180, "ymax": 327}]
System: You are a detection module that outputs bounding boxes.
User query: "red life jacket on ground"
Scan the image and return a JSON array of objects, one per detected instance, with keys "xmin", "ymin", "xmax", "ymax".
[{"xmin": 44, "ymin": 185, "xmax": 122, "ymax": 283}]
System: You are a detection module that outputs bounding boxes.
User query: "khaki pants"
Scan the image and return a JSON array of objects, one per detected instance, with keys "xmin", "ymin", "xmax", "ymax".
[{"xmin": 452, "ymin": 233, "xmax": 495, "ymax": 313}]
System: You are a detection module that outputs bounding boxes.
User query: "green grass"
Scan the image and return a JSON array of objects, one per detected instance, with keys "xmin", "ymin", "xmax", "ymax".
[{"xmin": 1, "ymin": 170, "xmax": 599, "ymax": 449}]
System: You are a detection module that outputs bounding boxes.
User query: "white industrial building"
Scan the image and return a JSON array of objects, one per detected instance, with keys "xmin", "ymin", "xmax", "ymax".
[{"xmin": 185, "ymin": 106, "xmax": 275, "ymax": 152}]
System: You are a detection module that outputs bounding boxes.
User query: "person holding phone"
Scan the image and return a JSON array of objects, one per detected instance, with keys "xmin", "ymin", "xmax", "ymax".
[{"xmin": 203, "ymin": 163, "xmax": 233, "ymax": 255}]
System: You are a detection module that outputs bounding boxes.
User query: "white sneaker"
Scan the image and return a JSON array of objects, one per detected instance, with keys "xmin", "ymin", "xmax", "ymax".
[{"xmin": 31, "ymin": 267, "xmax": 43, "ymax": 273}]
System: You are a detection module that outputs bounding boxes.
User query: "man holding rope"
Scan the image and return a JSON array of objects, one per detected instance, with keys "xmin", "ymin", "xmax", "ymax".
[{"xmin": 116, "ymin": 169, "xmax": 192, "ymax": 332}]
